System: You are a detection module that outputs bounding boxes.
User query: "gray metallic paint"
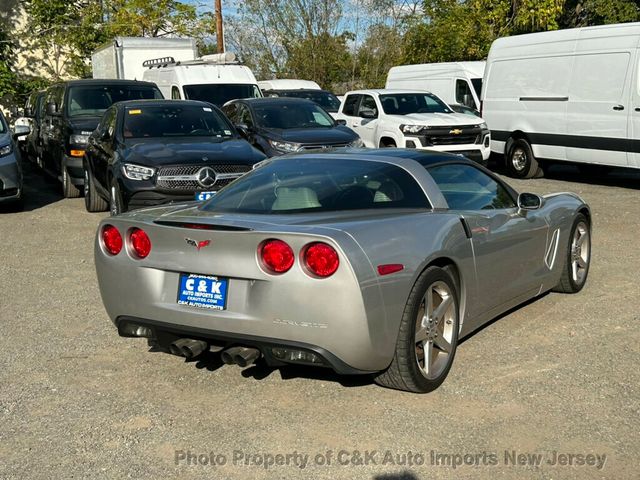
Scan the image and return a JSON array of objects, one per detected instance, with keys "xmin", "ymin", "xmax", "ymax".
[{"xmin": 95, "ymin": 154, "xmax": 590, "ymax": 372}]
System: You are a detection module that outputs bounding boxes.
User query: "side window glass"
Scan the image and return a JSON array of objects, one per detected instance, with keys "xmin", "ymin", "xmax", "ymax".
[
  {"xmin": 428, "ymin": 164, "xmax": 516, "ymax": 210},
  {"xmin": 171, "ymin": 86, "xmax": 181, "ymax": 99},
  {"xmin": 107, "ymin": 109, "xmax": 117, "ymax": 138},
  {"xmin": 223, "ymin": 104, "xmax": 237, "ymax": 122},
  {"xmin": 357, "ymin": 95, "xmax": 378, "ymax": 118},
  {"xmin": 455, "ymin": 80, "xmax": 474, "ymax": 108},
  {"xmin": 239, "ymin": 105, "xmax": 254, "ymax": 127},
  {"xmin": 342, "ymin": 95, "xmax": 360, "ymax": 116}
]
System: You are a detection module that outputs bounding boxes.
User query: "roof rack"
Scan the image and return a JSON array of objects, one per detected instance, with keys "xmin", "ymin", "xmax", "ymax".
[{"xmin": 143, "ymin": 57, "xmax": 176, "ymax": 67}]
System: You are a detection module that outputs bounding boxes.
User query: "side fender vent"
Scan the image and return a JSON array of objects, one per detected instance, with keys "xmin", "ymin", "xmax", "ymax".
[{"xmin": 545, "ymin": 228, "xmax": 560, "ymax": 269}]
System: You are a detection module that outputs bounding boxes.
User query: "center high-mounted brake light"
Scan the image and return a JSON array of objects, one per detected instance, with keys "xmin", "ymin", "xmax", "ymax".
[
  {"xmin": 129, "ymin": 228, "xmax": 151, "ymax": 259},
  {"xmin": 102, "ymin": 224, "xmax": 122, "ymax": 255}
]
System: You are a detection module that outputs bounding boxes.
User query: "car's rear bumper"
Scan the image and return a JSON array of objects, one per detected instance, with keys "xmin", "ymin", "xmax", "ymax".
[{"xmin": 115, "ymin": 316, "xmax": 374, "ymax": 374}]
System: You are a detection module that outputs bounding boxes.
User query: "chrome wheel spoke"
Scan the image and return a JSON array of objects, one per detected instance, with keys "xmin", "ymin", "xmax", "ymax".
[
  {"xmin": 577, "ymin": 257, "xmax": 587, "ymax": 269},
  {"xmin": 415, "ymin": 326, "xmax": 428, "ymax": 343},
  {"xmin": 433, "ymin": 334, "xmax": 451, "ymax": 353},
  {"xmin": 422, "ymin": 340, "xmax": 433, "ymax": 375},
  {"xmin": 432, "ymin": 295, "xmax": 452, "ymax": 324}
]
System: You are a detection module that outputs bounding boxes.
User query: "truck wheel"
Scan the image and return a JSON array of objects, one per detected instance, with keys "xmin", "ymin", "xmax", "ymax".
[
  {"xmin": 375, "ymin": 266, "xmax": 459, "ymax": 393},
  {"xmin": 84, "ymin": 166, "xmax": 108, "ymax": 212},
  {"xmin": 506, "ymin": 138, "xmax": 540, "ymax": 179},
  {"xmin": 62, "ymin": 163, "xmax": 81, "ymax": 198},
  {"xmin": 109, "ymin": 179, "xmax": 127, "ymax": 216},
  {"xmin": 380, "ymin": 138, "xmax": 397, "ymax": 148}
]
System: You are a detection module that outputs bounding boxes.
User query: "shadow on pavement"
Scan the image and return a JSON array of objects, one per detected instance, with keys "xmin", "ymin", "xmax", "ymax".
[{"xmin": 374, "ymin": 473, "xmax": 420, "ymax": 480}]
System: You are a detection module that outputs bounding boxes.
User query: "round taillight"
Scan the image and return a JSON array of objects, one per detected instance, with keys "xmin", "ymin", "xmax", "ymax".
[
  {"xmin": 102, "ymin": 224, "xmax": 122, "ymax": 256},
  {"xmin": 130, "ymin": 228, "xmax": 151, "ymax": 259},
  {"xmin": 303, "ymin": 242, "xmax": 339, "ymax": 278},
  {"xmin": 259, "ymin": 239, "xmax": 294, "ymax": 274}
]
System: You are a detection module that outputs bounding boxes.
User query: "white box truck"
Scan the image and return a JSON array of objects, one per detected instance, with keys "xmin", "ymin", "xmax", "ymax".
[
  {"xmin": 386, "ymin": 61, "xmax": 485, "ymax": 112},
  {"xmin": 142, "ymin": 52, "xmax": 262, "ymax": 107},
  {"xmin": 482, "ymin": 22, "xmax": 640, "ymax": 178},
  {"xmin": 91, "ymin": 37, "xmax": 197, "ymax": 81}
]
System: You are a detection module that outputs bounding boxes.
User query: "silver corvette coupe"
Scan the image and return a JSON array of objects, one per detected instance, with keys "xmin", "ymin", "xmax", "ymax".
[{"xmin": 95, "ymin": 149, "xmax": 591, "ymax": 393}]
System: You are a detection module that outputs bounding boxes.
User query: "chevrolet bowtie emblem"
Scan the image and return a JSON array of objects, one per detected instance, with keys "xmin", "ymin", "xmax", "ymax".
[
  {"xmin": 185, "ymin": 238, "xmax": 211, "ymax": 251},
  {"xmin": 449, "ymin": 129, "xmax": 463, "ymax": 135}
]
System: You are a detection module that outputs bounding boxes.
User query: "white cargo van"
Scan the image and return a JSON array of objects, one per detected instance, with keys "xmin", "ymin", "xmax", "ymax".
[
  {"xmin": 483, "ymin": 22, "xmax": 640, "ymax": 178},
  {"xmin": 92, "ymin": 37, "xmax": 197, "ymax": 81},
  {"xmin": 142, "ymin": 53, "xmax": 262, "ymax": 107},
  {"xmin": 386, "ymin": 62, "xmax": 485, "ymax": 111}
]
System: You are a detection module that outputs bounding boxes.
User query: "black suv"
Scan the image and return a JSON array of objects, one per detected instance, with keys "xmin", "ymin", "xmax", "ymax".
[
  {"xmin": 83, "ymin": 99, "xmax": 265, "ymax": 215},
  {"xmin": 41, "ymin": 79, "xmax": 163, "ymax": 198}
]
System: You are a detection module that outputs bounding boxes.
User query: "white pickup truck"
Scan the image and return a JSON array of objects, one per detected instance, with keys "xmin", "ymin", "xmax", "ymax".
[{"xmin": 334, "ymin": 89, "xmax": 491, "ymax": 164}]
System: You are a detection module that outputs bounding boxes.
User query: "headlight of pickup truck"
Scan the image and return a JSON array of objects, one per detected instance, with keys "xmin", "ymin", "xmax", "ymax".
[
  {"xmin": 0, "ymin": 143, "xmax": 12, "ymax": 157},
  {"xmin": 400, "ymin": 124, "xmax": 427, "ymax": 134},
  {"xmin": 269, "ymin": 140, "xmax": 302, "ymax": 153},
  {"xmin": 478, "ymin": 122, "xmax": 488, "ymax": 130},
  {"xmin": 122, "ymin": 163, "xmax": 156, "ymax": 181},
  {"xmin": 69, "ymin": 134, "xmax": 90, "ymax": 145}
]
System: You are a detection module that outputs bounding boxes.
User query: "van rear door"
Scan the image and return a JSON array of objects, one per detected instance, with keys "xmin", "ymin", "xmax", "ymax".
[{"xmin": 628, "ymin": 49, "xmax": 640, "ymax": 168}]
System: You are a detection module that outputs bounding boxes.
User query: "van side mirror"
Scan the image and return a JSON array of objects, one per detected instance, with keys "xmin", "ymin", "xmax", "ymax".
[
  {"xmin": 336, "ymin": 119, "xmax": 347, "ymax": 126},
  {"xmin": 46, "ymin": 102, "xmax": 59, "ymax": 116},
  {"xmin": 235, "ymin": 124, "xmax": 250, "ymax": 138},
  {"xmin": 517, "ymin": 192, "xmax": 543, "ymax": 213}
]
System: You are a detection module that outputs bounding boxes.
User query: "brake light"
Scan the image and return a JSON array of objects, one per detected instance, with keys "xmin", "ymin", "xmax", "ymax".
[
  {"xmin": 303, "ymin": 242, "xmax": 339, "ymax": 278},
  {"xmin": 130, "ymin": 228, "xmax": 151, "ymax": 259},
  {"xmin": 102, "ymin": 224, "xmax": 122, "ymax": 255},
  {"xmin": 259, "ymin": 239, "xmax": 294, "ymax": 274}
]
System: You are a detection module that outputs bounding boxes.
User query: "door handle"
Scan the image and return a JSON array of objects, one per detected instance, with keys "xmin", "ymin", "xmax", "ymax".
[
  {"xmin": 635, "ymin": 107, "xmax": 640, "ymax": 112},
  {"xmin": 613, "ymin": 105, "xmax": 625, "ymax": 111}
]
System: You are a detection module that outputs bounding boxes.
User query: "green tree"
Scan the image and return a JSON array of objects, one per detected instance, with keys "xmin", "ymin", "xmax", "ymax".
[
  {"xmin": 402, "ymin": 0, "xmax": 565, "ymax": 64},
  {"xmin": 561, "ymin": 0, "xmax": 640, "ymax": 27}
]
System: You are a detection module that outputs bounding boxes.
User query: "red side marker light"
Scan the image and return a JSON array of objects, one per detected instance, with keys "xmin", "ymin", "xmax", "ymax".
[
  {"xmin": 130, "ymin": 228, "xmax": 152, "ymax": 259},
  {"xmin": 102, "ymin": 224, "xmax": 122, "ymax": 255},
  {"xmin": 377, "ymin": 264, "xmax": 404, "ymax": 276}
]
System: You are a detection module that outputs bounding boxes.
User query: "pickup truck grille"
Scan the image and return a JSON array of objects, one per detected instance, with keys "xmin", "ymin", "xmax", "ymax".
[
  {"xmin": 429, "ymin": 134, "xmax": 479, "ymax": 146},
  {"xmin": 416, "ymin": 124, "xmax": 483, "ymax": 147},
  {"xmin": 156, "ymin": 164, "xmax": 251, "ymax": 190}
]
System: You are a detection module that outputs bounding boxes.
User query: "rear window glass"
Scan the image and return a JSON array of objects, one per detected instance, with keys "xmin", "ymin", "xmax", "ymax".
[
  {"xmin": 67, "ymin": 85, "xmax": 162, "ymax": 117},
  {"xmin": 202, "ymin": 158, "xmax": 431, "ymax": 213}
]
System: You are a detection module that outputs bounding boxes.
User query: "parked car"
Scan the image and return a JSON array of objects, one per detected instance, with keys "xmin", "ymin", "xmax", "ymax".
[
  {"xmin": 334, "ymin": 89, "xmax": 491, "ymax": 164},
  {"xmin": 83, "ymin": 99, "xmax": 266, "ymax": 215},
  {"xmin": 23, "ymin": 90, "xmax": 46, "ymax": 167},
  {"xmin": 386, "ymin": 61, "xmax": 485, "ymax": 112},
  {"xmin": 40, "ymin": 79, "xmax": 163, "ymax": 198},
  {"xmin": 482, "ymin": 22, "xmax": 640, "ymax": 178},
  {"xmin": 143, "ymin": 52, "xmax": 262, "ymax": 107},
  {"xmin": 258, "ymin": 79, "xmax": 341, "ymax": 115},
  {"xmin": 222, "ymin": 97, "xmax": 362, "ymax": 156},
  {"xmin": 13, "ymin": 91, "xmax": 41, "ymax": 155},
  {"xmin": 94, "ymin": 149, "xmax": 592, "ymax": 393},
  {"xmin": 0, "ymin": 112, "xmax": 30, "ymax": 209}
]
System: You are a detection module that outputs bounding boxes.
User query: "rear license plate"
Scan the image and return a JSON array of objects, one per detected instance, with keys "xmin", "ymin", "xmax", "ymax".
[
  {"xmin": 196, "ymin": 191, "xmax": 216, "ymax": 201},
  {"xmin": 177, "ymin": 273, "xmax": 228, "ymax": 310}
]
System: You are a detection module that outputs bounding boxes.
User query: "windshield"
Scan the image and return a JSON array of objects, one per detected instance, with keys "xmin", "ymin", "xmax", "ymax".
[
  {"xmin": 253, "ymin": 102, "xmax": 335, "ymax": 129},
  {"xmin": 67, "ymin": 85, "xmax": 162, "ymax": 117},
  {"xmin": 123, "ymin": 105, "xmax": 235, "ymax": 139},
  {"xmin": 183, "ymin": 84, "xmax": 262, "ymax": 107},
  {"xmin": 380, "ymin": 93, "xmax": 452, "ymax": 115},
  {"xmin": 274, "ymin": 91, "xmax": 341, "ymax": 112},
  {"xmin": 201, "ymin": 157, "xmax": 430, "ymax": 213},
  {"xmin": 0, "ymin": 113, "xmax": 6, "ymax": 133}
]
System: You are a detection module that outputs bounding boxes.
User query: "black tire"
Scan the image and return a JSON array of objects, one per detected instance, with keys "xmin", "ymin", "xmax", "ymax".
[
  {"xmin": 375, "ymin": 266, "xmax": 460, "ymax": 393},
  {"xmin": 506, "ymin": 138, "xmax": 541, "ymax": 179},
  {"xmin": 109, "ymin": 178, "xmax": 127, "ymax": 216},
  {"xmin": 553, "ymin": 213, "xmax": 591, "ymax": 293},
  {"xmin": 62, "ymin": 161, "xmax": 81, "ymax": 198},
  {"xmin": 83, "ymin": 166, "xmax": 108, "ymax": 212},
  {"xmin": 380, "ymin": 138, "xmax": 397, "ymax": 148}
]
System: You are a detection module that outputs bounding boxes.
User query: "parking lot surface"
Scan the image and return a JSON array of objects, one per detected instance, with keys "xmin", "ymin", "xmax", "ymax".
[{"xmin": 1, "ymin": 163, "xmax": 638, "ymax": 479}]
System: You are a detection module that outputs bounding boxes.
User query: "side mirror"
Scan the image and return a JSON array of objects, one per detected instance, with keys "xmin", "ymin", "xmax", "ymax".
[
  {"xmin": 46, "ymin": 102, "xmax": 59, "ymax": 116},
  {"xmin": 100, "ymin": 130, "xmax": 111, "ymax": 141},
  {"xmin": 517, "ymin": 192, "xmax": 543, "ymax": 213},
  {"xmin": 10, "ymin": 106, "xmax": 19, "ymax": 117},
  {"xmin": 12, "ymin": 125, "xmax": 31, "ymax": 139},
  {"xmin": 360, "ymin": 109, "xmax": 377, "ymax": 119},
  {"xmin": 236, "ymin": 124, "xmax": 250, "ymax": 138},
  {"xmin": 335, "ymin": 119, "xmax": 347, "ymax": 126}
]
